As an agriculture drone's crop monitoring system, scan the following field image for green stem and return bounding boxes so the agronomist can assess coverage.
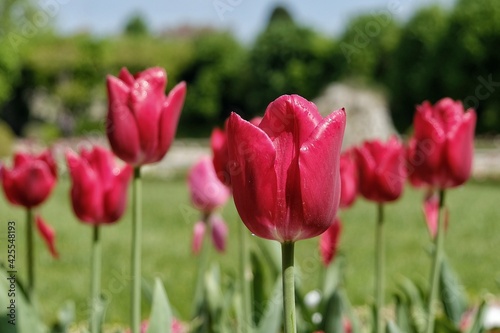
[426,190,446,333]
[239,220,253,333]
[281,241,296,333]
[375,204,385,333]
[191,213,210,319]
[90,225,102,333]
[131,167,142,333]
[26,208,34,302]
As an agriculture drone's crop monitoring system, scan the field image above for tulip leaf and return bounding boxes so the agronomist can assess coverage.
[340,289,362,333]
[394,295,417,333]
[255,238,281,277]
[256,278,283,333]
[320,289,343,333]
[439,258,468,327]
[386,320,402,333]
[466,300,486,333]
[322,256,343,300]
[51,301,76,333]
[147,278,172,333]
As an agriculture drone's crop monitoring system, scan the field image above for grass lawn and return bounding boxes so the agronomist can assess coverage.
[1,172,499,326]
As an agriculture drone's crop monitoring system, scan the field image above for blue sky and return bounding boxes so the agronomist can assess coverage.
[52,0,456,42]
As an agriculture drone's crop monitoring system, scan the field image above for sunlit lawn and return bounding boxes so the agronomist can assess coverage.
[1,172,499,326]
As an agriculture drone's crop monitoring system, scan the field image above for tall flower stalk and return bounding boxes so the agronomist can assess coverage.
[131,167,142,333]
[375,204,385,333]
[90,226,102,333]
[425,190,445,333]
[26,208,34,300]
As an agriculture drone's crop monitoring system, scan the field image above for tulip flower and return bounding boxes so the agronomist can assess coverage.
[210,127,230,186]
[1,149,58,301]
[36,215,59,258]
[66,146,132,224]
[355,136,405,203]
[339,149,358,209]
[1,150,57,208]
[319,218,342,267]
[407,98,476,189]
[227,94,346,333]
[354,136,405,333]
[106,67,186,166]
[188,156,230,213]
[422,191,449,239]
[191,214,228,254]
[406,98,476,333]
[66,145,132,333]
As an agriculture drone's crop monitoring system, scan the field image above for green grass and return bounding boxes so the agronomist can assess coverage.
[1,174,499,326]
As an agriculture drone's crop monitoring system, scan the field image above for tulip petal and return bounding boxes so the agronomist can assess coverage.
[129,67,166,161]
[36,215,59,259]
[339,149,358,208]
[445,110,476,187]
[227,113,278,240]
[210,127,230,185]
[86,146,115,191]
[1,166,21,205]
[118,67,135,87]
[66,151,103,223]
[376,137,405,201]
[106,75,141,164]
[103,165,132,223]
[298,108,346,240]
[14,160,56,208]
[320,218,342,266]
[150,81,187,163]
[423,191,439,238]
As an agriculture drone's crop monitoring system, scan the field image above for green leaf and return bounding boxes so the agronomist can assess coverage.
[322,257,343,300]
[339,289,362,333]
[147,278,172,333]
[386,320,402,333]
[254,238,281,277]
[466,300,487,333]
[439,258,468,327]
[256,278,283,333]
[321,289,343,333]
[394,295,417,333]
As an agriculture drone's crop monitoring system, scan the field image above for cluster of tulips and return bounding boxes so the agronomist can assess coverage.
[0,65,481,333]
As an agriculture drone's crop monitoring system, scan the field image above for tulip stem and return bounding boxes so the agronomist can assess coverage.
[375,204,385,333]
[26,208,34,302]
[281,241,296,333]
[131,167,142,333]
[90,225,102,333]
[239,220,253,333]
[426,189,446,333]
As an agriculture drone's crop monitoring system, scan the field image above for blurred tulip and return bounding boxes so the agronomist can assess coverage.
[407,98,476,188]
[1,150,57,208]
[126,318,186,333]
[319,218,342,266]
[191,221,206,255]
[36,215,59,258]
[423,190,449,239]
[210,214,228,252]
[188,156,230,213]
[66,146,132,224]
[106,67,186,166]
[227,94,346,242]
[339,149,358,209]
[355,136,405,203]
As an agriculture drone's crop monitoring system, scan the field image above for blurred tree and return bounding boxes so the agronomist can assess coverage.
[332,12,402,83]
[267,5,294,26]
[436,0,500,133]
[177,31,246,136]
[244,5,336,116]
[385,5,449,133]
[124,13,150,36]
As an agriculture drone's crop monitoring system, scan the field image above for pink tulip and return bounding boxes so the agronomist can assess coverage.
[191,221,206,255]
[126,318,186,333]
[36,215,59,258]
[66,146,132,224]
[188,156,230,213]
[106,67,186,166]
[1,150,57,208]
[355,136,405,203]
[339,149,358,209]
[210,214,228,252]
[227,94,346,242]
[407,98,476,188]
[319,218,342,266]
[423,190,449,239]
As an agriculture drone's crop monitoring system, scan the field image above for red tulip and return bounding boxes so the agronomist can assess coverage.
[227,94,346,242]
[355,136,405,203]
[36,215,59,258]
[106,67,186,166]
[188,156,230,213]
[407,98,476,188]
[422,190,449,239]
[319,218,342,266]
[1,150,57,208]
[210,127,230,185]
[339,149,358,209]
[66,146,132,224]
